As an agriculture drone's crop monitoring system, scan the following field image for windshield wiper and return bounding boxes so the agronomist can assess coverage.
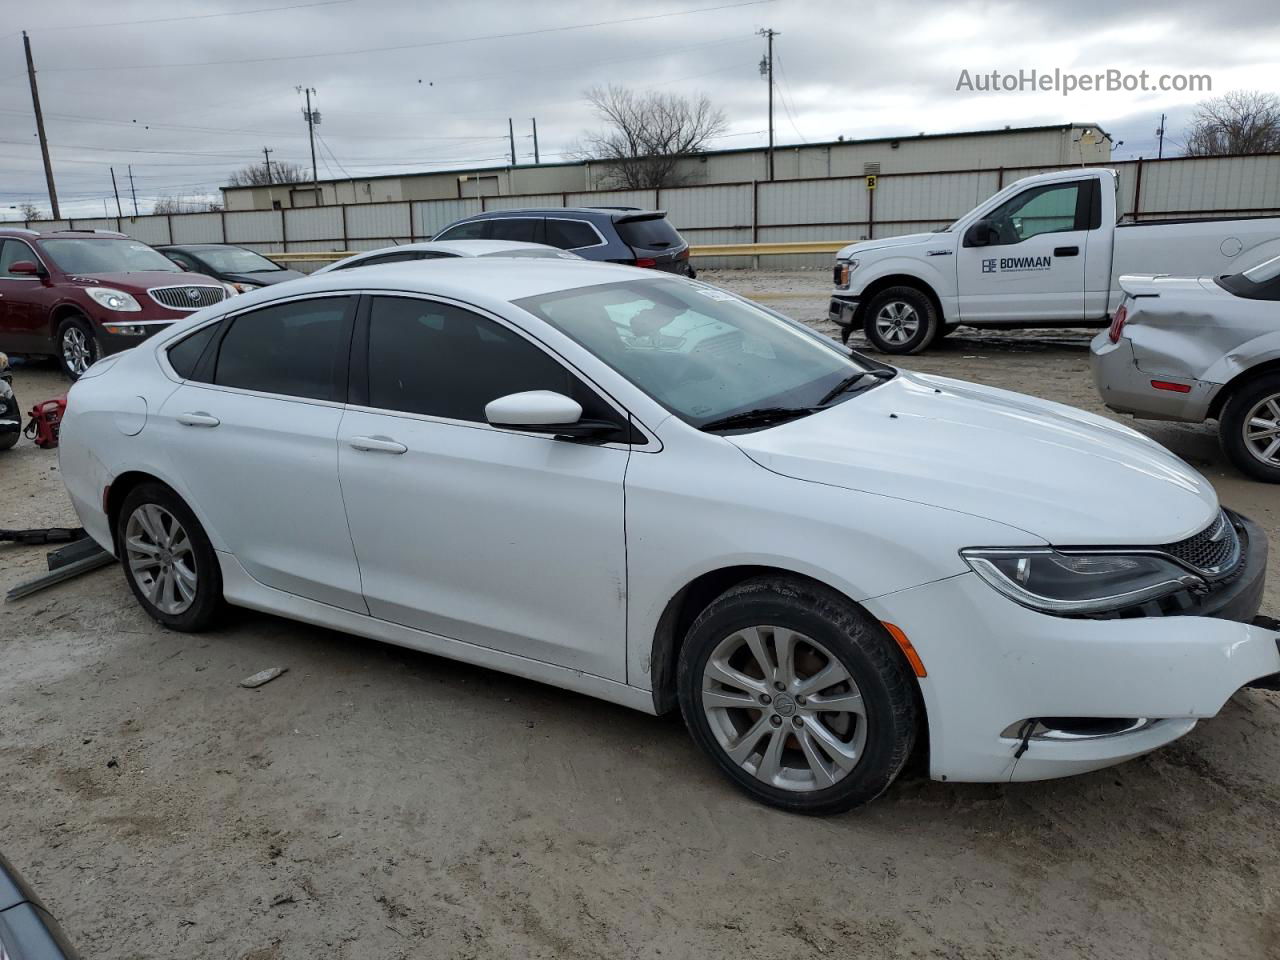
[816,368,895,406]
[699,406,820,433]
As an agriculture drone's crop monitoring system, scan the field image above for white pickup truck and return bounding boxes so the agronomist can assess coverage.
[828,167,1280,354]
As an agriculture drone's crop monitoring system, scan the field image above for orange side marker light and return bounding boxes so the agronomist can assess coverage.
[881,621,927,677]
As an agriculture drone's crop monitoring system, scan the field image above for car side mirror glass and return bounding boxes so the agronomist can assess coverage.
[964,220,997,248]
[7,260,42,276]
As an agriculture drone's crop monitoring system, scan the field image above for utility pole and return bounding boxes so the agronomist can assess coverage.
[23,31,60,219]
[531,118,540,164]
[262,146,274,184]
[508,118,516,166]
[298,87,320,201]
[109,167,123,218]
[127,164,138,216]
[757,28,778,181]
[1156,113,1166,159]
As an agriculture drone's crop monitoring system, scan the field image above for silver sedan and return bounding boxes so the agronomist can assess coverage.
[1091,254,1280,483]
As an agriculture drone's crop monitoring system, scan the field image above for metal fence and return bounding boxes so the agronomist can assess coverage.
[20,153,1280,270]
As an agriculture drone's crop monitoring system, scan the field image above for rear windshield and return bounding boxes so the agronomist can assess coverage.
[1216,253,1280,301]
[615,216,684,251]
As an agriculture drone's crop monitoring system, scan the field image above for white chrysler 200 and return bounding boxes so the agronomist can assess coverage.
[59,258,1280,814]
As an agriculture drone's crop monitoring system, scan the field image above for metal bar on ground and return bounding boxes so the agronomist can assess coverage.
[6,548,115,603]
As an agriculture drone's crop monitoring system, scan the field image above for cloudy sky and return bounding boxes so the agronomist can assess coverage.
[1,0,1276,218]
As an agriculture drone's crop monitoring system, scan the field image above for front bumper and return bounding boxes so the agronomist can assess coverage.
[828,295,858,328]
[1090,331,1218,423]
[96,321,174,357]
[861,553,1280,784]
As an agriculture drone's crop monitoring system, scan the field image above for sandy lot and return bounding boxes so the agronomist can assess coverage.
[2,271,1278,960]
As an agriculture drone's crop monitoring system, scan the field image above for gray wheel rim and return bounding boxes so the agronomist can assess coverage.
[62,327,92,375]
[874,301,919,345]
[701,626,868,792]
[1243,393,1280,467]
[124,504,197,615]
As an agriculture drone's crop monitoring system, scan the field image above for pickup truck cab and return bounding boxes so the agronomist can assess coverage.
[829,168,1280,354]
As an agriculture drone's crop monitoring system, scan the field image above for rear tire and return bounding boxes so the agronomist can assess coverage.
[862,286,939,355]
[677,576,919,815]
[116,483,223,631]
[56,315,99,381]
[0,391,19,451]
[1219,373,1280,483]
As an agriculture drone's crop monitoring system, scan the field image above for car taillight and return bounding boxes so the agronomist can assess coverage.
[635,257,657,268]
[1108,304,1128,343]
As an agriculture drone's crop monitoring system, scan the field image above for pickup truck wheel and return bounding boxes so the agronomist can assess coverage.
[56,315,100,381]
[862,287,938,355]
[1220,373,1280,483]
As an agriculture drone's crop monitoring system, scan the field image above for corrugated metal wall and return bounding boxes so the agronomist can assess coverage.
[22,155,1280,271]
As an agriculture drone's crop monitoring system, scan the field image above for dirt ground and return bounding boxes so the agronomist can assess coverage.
[2,270,1279,960]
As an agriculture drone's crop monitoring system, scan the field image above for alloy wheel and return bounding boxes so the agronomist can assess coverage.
[124,503,198,615]
[874,302,919,345]
[1243,393,1280,467]
[700,625,867,792]
[62,327,92,376]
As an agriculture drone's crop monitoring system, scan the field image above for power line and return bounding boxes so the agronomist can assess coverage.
[1,0,352,38]
[773,52,808,143]
[43,1,774,72]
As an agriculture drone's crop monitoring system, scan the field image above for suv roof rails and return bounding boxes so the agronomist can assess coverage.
[586,206,644,211]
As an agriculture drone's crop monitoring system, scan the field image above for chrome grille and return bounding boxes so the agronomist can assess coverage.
[1162,510,1241,578]
[148,285,226,310]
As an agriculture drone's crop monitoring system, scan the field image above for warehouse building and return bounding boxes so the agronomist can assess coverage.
[221,123,1112,211]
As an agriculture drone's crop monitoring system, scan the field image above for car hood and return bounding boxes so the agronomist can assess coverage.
[728,371,1218,546]
[836,232,942,261]
[223,269,306,286]
[69,271,222,292]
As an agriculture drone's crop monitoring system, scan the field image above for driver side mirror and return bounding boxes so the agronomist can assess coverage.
[963,220,999,248]
[485,390,623,442]
[8,260,45,277]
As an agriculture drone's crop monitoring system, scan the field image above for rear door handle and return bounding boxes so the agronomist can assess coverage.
[349,435,407,454]
[177,412,220,427]
[1054,246,1080,257]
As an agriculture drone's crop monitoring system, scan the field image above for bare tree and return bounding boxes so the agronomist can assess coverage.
[227,159,307,187]
[1184,90,1280,156]
[18,201,42,221]
[575,85,727,189]
[153,196,224,214]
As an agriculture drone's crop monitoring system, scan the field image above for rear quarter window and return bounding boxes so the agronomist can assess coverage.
[166,322,221,379]
[615,217,683,250]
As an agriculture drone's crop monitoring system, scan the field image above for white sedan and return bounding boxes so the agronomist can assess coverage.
[58,259,1280,813]
[314,239,580,273]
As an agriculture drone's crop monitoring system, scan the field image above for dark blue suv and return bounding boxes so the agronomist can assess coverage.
[432,207,695,277]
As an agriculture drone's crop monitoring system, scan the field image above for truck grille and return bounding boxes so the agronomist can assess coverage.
[148,285,226,311]
[1161,509,1241,578]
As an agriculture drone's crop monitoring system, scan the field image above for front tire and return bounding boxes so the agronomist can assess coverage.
[1220,373,1280,483]
[862,286,939,355]
[56,315,100,381]
[677,577,919,815]
[117,483,223,631]
[0,390,19,451]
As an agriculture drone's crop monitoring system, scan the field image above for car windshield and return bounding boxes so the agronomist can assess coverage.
[41,237,181,274]
[517,278,884,429]
[191,246,281,273]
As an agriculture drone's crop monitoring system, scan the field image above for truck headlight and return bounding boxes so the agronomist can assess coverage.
[961,548,1203,615]
[86,287,142,312]
[833,259,859,289]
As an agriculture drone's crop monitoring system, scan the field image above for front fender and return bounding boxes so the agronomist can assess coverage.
[844,255,957,321]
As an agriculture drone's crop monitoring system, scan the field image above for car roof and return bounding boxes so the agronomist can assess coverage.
[0,229,127,239]
[458,207,666,221]
[244,256,665,308]
[316,239,571,272]
[156,243,253,251]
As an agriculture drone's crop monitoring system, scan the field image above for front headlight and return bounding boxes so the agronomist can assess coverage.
[230,282,262,293]
[961,547,1203,615]
[86,287,142,312]
[833,259,859,288]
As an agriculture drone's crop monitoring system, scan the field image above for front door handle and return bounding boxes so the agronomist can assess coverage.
[177,412,220,427]
[349,435,407,454]
[1054,246,1080,257]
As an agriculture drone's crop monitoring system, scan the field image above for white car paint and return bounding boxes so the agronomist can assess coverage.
[314,239,580,273]
[831,167,1280,330]
[58,259,1280,786]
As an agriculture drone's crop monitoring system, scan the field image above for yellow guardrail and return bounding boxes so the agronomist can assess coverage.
[270,240,844,266]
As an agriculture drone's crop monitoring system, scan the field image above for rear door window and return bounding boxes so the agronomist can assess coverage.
[488,218,542,243]
[545,219,602,250]
[614,216,683,251]
[212,296,354,401]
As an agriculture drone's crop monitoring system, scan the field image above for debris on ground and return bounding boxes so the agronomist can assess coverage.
[240,667,288,689]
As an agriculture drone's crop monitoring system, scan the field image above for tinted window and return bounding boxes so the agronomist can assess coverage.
[434,220,490,241]
[0,240,40,277]
[367,296,585,423]
[164,250,198,271]
[167,322,221,379]
[545,219,601,249]
[339,251,419,270]
[986,183,1081,243]
[214,297,352,400]
[487,218,540,242]
[614,216,683,250]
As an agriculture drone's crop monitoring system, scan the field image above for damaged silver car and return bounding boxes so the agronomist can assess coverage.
[1092,254,1280,482]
